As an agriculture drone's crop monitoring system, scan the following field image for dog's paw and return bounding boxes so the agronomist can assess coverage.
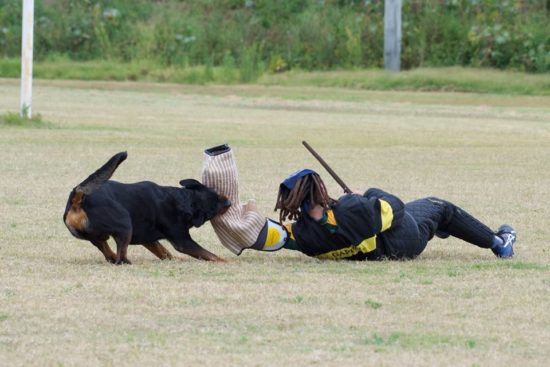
[114,258,132,265]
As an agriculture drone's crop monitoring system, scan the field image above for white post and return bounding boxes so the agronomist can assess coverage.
[20,0,34,118]
[384,0,402,72]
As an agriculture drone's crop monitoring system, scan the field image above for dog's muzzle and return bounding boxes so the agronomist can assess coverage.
[219,198,232,215]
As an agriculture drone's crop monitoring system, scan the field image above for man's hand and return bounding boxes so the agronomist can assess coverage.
[243,199,257,212]
[308,204,324,221]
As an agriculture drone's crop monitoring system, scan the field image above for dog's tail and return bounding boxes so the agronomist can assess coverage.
[74,151,128,195]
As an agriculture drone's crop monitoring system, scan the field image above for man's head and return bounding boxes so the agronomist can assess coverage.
[275,169,334,222]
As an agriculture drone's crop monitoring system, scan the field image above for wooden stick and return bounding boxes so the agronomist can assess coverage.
[302,141,352,194]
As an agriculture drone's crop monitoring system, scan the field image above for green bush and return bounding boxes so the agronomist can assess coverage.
[0,0,548,75]
[0,111,50,128]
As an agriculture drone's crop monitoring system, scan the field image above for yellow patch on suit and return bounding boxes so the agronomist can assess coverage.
[284,223,295,241]
[379,199,394,232]
[326,209,337,225]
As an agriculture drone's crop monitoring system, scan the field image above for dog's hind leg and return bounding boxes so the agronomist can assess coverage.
[113,232,132,265]
[142,241,174,260]
[91,239,117,263]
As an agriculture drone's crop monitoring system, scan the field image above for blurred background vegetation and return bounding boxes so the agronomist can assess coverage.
[0,0,548,84]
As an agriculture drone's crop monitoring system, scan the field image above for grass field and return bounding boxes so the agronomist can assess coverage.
[2,59,550,95]
[0,78,549,366]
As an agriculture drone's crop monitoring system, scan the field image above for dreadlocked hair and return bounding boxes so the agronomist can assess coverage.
[274,173,335,223]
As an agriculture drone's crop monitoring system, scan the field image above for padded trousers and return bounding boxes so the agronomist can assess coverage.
[379,197,495,259]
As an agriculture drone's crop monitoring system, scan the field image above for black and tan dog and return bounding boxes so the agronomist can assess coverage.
[63,152,231,264]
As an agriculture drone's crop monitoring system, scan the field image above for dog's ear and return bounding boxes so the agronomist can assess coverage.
[179,179,204,190]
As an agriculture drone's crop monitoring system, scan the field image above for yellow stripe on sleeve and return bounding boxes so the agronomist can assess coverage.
[379,199,394,232]
[357,236,377,253]
[316,235,377,260]
[284,223,295,241]
[326,209,337,225]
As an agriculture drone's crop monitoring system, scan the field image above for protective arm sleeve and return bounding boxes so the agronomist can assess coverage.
[202,145,267,255]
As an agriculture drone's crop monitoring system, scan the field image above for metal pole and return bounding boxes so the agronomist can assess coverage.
[20,0,34,118]
[384,0,402,72]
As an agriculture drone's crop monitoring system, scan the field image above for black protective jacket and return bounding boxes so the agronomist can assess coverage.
[287,188,420,260]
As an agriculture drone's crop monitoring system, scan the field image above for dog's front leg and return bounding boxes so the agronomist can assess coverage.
[171,233,224,262]
[113,232,132,265]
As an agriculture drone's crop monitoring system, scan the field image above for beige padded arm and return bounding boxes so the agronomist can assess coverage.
[202,146,267,255]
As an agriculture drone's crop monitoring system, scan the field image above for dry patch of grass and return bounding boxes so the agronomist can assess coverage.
[0,80,549,366]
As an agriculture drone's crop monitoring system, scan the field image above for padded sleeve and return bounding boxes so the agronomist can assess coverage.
[333,189,405,244]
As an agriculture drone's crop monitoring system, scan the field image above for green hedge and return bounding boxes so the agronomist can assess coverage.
[0,0,548,73]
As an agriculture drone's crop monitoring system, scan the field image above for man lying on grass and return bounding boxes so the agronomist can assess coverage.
[203,145,516,261]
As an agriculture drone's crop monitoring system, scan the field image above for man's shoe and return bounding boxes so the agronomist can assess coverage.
[492,224,516,258]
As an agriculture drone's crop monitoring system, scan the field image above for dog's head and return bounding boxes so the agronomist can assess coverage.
[179,179,231,227]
